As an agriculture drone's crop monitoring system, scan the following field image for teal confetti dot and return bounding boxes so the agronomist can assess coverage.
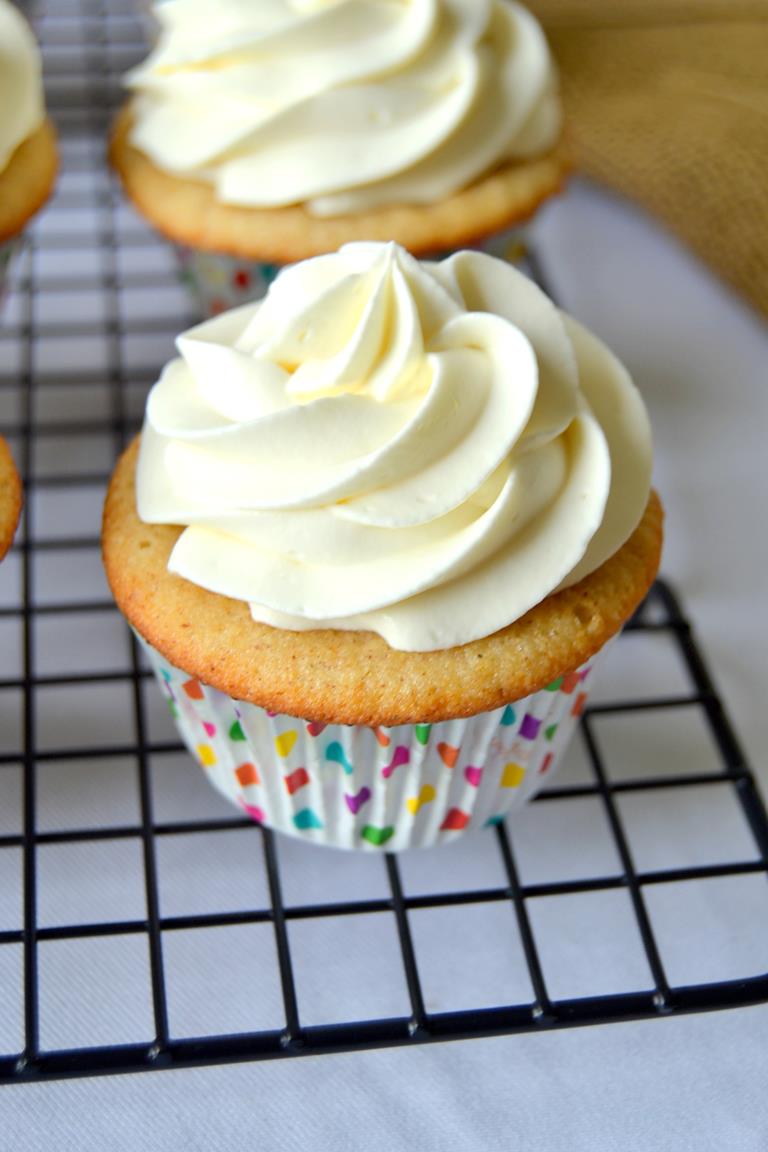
[293,808,324,832]
[325,741,354,776]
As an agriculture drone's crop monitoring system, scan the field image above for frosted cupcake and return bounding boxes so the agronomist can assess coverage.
[0,436,21,561]
[110,0,569,314]
[103,243,662,851]
[0,0,57,297]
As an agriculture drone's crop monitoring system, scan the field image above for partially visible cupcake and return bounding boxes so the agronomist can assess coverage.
[0,0,57,299]
[0,436,21,561]
[110,0,569,314]
[103,243,662,851]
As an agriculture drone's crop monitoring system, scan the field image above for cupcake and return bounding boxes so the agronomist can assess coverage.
[0,436,21,561]
[0,0,57,298]
[110,0,570,315]
[103,242,662,851]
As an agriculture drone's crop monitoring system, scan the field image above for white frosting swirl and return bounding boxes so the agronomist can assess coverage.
[0,0,45,175]
[137,243,652,652]
[127,0,561,215]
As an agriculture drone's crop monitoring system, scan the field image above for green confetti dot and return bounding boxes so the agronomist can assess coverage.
[361,825,395,848]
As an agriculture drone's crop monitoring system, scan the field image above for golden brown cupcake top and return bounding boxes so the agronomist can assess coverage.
[104,437,662,726]
[0,1,56,242]
[110,104,570,262]
[0,436,22,562]
[0,119,57,243]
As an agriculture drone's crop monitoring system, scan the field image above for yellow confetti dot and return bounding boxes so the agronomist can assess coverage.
[197,744,217,768]
[275,730,298,758]
[406,783,437,815]
[502,763,525,788]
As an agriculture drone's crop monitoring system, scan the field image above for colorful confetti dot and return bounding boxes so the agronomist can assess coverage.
[235,762,260,788]
[437,742,459,768]
[183,679,204,701]
[293,808,324,831]
[440,808,470,832]
[373,727,391,748]
[197,744,216,768]
[414,724,432,745]
[571,693,588,718]
[464,765,483,788]
[501,706,517,726]
[284,767,310,795]
[239,800,265,824]
[361,824,395,847]
[406,784,436,815]
[325,742,354,776]
[275,730,298,758]
[502,763,525,788]
[229,720,246,742]
[381,745,410,779]
[344,787,371,815]
[519,714,542,741]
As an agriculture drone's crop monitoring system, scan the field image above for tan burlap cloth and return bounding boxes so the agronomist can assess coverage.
[528,1,768,317]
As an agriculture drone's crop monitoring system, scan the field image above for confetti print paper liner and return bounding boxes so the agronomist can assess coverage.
[174,226,529,319]
[0,237,22,311]
[139,634,610,852]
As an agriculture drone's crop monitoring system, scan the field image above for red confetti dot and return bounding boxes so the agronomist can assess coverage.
[440,808,470,832]
[284,767,310,795]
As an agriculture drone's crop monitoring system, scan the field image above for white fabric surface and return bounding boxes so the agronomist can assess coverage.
[1,178,767,1147]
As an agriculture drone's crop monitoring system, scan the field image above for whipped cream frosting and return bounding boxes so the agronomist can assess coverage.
[127,0,561,215]
[0,0,45,175]
[137,243,652,652]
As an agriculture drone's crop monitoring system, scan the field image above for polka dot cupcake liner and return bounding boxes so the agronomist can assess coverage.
[138,633,611,852]
[173,226,530,319]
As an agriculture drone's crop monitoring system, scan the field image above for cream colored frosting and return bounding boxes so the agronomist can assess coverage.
[137,243,652,652]
[0,0,45,175]
[126,0,561,215]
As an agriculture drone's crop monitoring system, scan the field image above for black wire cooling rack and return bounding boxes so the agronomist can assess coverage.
[0,0,767,1085]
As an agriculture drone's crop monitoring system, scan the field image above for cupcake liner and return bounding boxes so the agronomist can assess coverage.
[139,632,610,852]
[174,225,529,318]
[0,236,23,311]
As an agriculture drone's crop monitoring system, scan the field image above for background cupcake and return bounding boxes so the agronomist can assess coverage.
[110,0,570,315]
[0,435,21,562]
[0,0,57,300]
[103,242,662,851]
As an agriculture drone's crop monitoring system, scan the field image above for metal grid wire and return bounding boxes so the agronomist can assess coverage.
[0,0,767,1084]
